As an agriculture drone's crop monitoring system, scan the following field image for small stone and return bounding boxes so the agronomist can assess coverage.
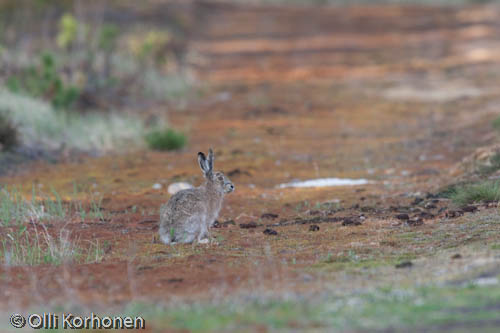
[167,182,193,195]
[451,253,462,259]
[152,183,162,190]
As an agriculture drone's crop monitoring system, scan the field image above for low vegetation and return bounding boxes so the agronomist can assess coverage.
[492,115,500,131]
[145,128,187,151]
[123,284,500,332]
[0,187,106,266]
[449,181,500,206]
[478,152,500,176]
[0,91,145,153]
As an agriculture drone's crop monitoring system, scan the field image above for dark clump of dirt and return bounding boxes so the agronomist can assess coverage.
[416,211,435,220]
[240,222,259,229]
[395,213,410,220]
[451,254,462,259]
[227,168,252,177]
[446,210,464,218]
[406,219,424,226]
[395,261,413,269]
[244,105,288,118]
[261,213,279,220]
[263,228,278,235]
[269,216,343,227]
[462,205,478,213]
[309,225,320,232]
[342,216,363,226]
[213,220,236,228]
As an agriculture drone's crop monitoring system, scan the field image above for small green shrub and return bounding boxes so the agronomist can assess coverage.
[145,128,187,151]
[0,111,18,151]
[6,52,80,109]
[492,116,500,131]
[449,181,500,206]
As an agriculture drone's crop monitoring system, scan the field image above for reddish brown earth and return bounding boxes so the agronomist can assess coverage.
[2,2,500,331]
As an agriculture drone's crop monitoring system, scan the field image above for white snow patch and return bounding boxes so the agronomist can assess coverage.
[278,178,371,189]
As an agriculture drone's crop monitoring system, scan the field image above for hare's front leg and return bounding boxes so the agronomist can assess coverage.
[197,223,209,244]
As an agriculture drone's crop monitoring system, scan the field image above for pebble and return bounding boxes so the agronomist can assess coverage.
[167,182,193,194]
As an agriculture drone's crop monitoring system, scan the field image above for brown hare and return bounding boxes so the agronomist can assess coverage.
[159,149,234,244]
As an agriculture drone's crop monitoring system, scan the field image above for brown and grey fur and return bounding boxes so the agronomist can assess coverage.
[159,149,234,244]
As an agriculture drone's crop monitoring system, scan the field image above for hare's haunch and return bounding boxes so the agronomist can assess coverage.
[159,149,234,244]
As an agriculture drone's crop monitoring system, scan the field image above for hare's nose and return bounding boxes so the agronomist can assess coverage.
[230,184,234,190]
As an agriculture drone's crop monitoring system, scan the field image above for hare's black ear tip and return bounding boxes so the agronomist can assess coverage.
[198,152,205,158]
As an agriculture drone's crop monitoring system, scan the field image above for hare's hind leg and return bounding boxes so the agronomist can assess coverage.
[177,215,202,244]
[159,233,173,244]
[159,224,175,244]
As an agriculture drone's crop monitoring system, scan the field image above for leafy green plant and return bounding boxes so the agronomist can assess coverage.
[145,128,187,151]
[57,13,78,49]
[6,52,80,109]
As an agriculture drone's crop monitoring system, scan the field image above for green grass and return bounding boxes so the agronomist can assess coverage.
[492,115,500,131]
[145,128,187,151]
[0,186,107,266]
[478,153,500,175]
[114,284,500,332]
[2,284,500,331]
[0,186,106,226]
[0,90,145,153]
[0,224,105,266]
[449,181,500,207]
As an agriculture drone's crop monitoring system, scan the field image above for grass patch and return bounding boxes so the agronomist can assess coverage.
[448,181,500,207]
[0,186,105,226]
[0,187,107,266]
[145,128,187,151]
[492,115,500,131]
[1,224,104,266]
[119,284,500,332]
[0,90,145,153]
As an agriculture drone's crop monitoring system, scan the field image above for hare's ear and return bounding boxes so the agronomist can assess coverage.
[198,152,208,174]
[207,148,214,172]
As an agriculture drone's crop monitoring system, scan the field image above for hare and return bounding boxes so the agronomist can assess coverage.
[159,149,234,244]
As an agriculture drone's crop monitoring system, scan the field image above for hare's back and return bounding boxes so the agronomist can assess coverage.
[163,188,205,217]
